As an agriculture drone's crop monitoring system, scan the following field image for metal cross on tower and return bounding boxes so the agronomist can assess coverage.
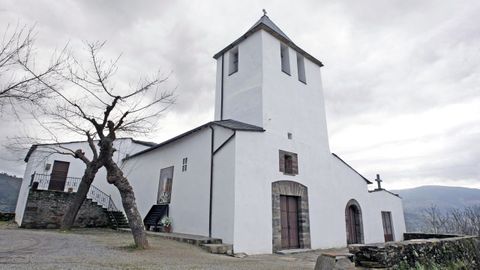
[375,174,383,190]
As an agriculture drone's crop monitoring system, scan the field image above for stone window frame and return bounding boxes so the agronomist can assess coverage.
[279,150,298,176]
[345,199,365,244]
[272,180,311,252]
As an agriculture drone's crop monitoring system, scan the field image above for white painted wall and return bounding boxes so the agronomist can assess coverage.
[261,30,330,154]
[14,138,150,226]
[123,124,238,240]
[123,128,212,236]
[214,31,264,127]
[211,129,236,244]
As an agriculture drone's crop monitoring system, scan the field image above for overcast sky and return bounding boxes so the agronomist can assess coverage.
[1,0,479,190]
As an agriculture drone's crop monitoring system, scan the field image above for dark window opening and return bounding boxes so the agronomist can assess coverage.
[182,157,188,172]
[279,150,298,175]
[280,44,290,75]
[297,53,306,84]
[229,47,239,75]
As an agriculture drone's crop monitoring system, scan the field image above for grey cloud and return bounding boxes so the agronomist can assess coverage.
[0,0,479,190]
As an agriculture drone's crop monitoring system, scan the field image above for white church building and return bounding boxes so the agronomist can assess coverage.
[123,14,406,254]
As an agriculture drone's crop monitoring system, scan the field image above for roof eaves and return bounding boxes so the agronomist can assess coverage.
[369,188,401,198]
[124,122,213,160]
[213,23,323,67]
[24,145,38,162]
[332,153,373,184]
[131,139,157,147]
[124,120,265,161]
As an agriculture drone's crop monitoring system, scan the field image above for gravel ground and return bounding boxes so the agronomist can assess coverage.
[0,222,329,270]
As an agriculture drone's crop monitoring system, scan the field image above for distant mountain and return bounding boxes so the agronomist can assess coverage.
[0,173,22,213]
[392,185,480,232]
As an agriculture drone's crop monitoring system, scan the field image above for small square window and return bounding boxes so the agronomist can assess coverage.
[279,150,298,175]
[229,47,239,75]
[182,157,188,172]
[287,132,293,140]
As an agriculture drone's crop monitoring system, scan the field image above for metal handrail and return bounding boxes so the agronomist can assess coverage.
[31,173,118,212]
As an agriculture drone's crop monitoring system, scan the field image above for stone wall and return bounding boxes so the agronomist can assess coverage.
[349,235,480,269]
[404,232,459,240]
[0,212,15,221]
[21,189,110,229]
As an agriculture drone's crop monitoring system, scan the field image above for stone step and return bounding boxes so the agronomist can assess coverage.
[201,243,233,255]
[121,229,223,246]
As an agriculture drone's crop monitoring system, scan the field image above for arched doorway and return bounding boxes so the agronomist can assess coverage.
[345,199,364,244]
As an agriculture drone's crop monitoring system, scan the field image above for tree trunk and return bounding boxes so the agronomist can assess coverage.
[61,161,101,230]
[105,161,149,248]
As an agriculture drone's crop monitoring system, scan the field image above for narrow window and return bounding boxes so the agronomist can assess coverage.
[229,47,239,75]
[279,150,298,175]
[158,166,174,204]
[280,44,290,75]
[297,53,306,84]
[182,157,188,172]
[284,155,293,174]
[287,132,293,140]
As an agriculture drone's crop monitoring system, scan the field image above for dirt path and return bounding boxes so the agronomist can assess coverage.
[0,224,321,269]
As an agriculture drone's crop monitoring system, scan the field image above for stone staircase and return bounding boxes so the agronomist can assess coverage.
[105,210,129,229]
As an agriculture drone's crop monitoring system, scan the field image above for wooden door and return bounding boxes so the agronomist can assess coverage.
[347,205,361,244]
[382,211,394,242]
[280,195,299,249]
[48,160,70,191]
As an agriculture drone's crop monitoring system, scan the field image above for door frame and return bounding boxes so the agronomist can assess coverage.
[272,180,311,252]
[382,211,395,242]
[345,199,364,244]
[48,160,70,191]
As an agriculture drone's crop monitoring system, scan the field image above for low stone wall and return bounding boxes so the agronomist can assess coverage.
[404,232,460,240]
[0,212,15,221]
[349,235,480,269]
[22,189,110,229]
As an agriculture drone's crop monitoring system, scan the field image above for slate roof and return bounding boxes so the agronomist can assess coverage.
[213,15,323,67]
[124,119,264,160]
[247,15,292,42]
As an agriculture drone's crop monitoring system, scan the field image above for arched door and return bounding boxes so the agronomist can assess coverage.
[345,199,364,244]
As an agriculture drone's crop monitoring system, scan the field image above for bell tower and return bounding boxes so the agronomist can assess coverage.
[213,14,330,152]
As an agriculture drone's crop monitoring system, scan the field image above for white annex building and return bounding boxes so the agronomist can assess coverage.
[15,138,154,226]
[123,15,406,254]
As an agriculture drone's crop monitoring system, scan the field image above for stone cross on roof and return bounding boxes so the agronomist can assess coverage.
[375,174,383,190]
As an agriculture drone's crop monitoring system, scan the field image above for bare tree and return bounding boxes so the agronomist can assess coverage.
[421,205,480,236]
[0,24,65,114]
[20,41,175,248]
[422,205,444,234]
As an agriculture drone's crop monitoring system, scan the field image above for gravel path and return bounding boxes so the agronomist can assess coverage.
[0,223,323,270]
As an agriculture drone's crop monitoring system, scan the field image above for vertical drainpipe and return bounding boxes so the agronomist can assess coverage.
[208,126,215,237]
[220,54,224,120]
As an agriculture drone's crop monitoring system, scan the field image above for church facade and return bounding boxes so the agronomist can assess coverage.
[123,15,406,254]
